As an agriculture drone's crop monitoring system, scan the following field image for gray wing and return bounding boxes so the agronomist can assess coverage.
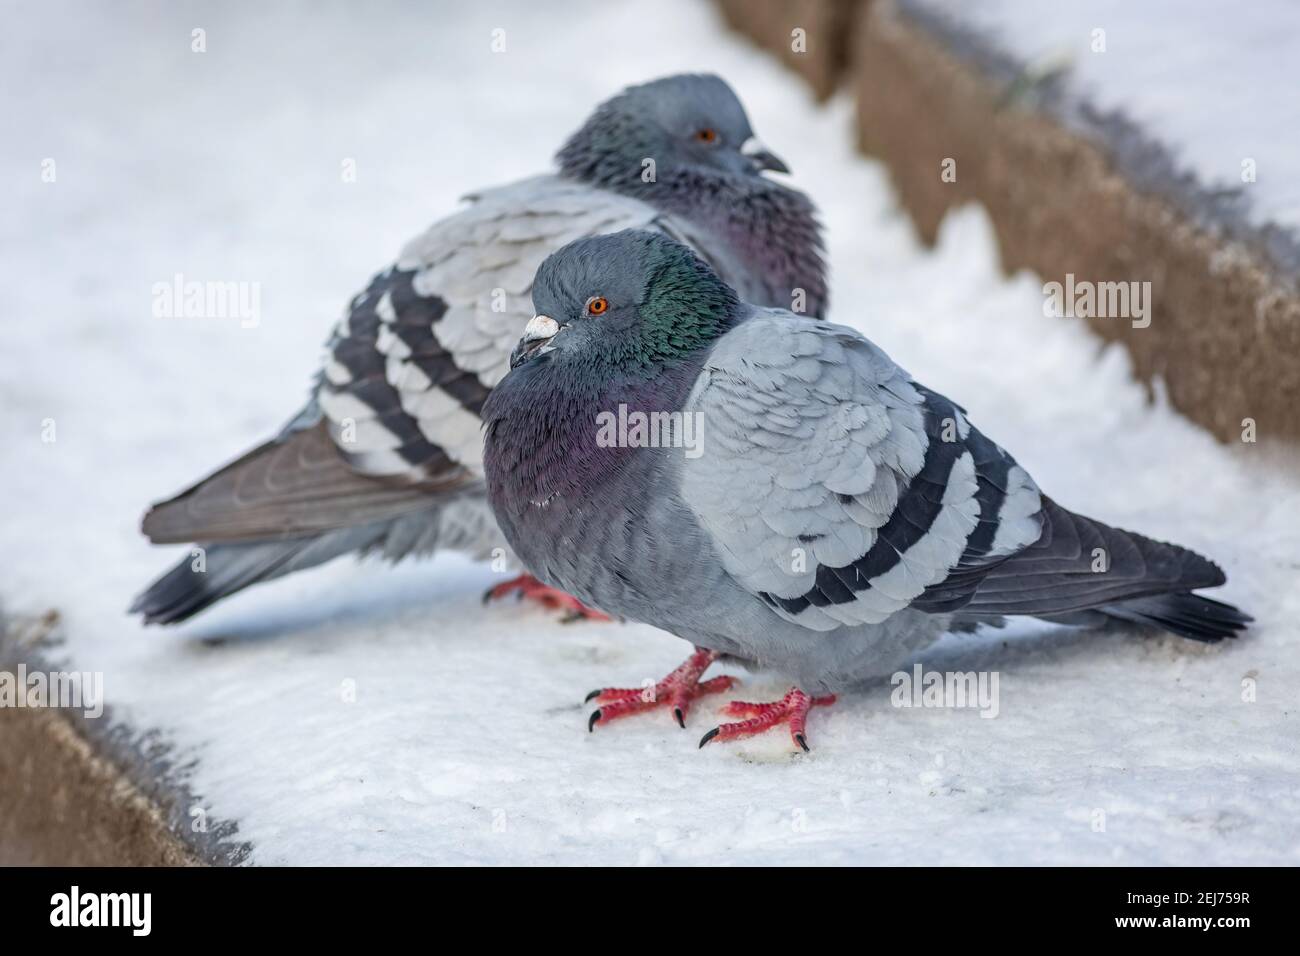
[316,175,671,479]
[141,179,666,555]
[136,177,675,623]
[680,311,1044,632]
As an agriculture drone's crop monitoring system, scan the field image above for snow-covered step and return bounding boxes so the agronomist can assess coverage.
[3,0,1297,865]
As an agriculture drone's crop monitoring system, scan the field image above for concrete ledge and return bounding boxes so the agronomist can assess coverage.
[0,610,246,866]
[714,0,1300,444]
[714,0,858,100]
[0,706,199,866]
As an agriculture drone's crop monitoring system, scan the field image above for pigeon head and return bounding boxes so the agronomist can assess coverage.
[556,74,788,188]
[511,230,742,373]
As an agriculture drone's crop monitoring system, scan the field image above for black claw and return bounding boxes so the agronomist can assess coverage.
[674,707,686,729]
[584,689,603,704]
[794,733,809,753]
[588,710,602,732]
[698,727,720,749]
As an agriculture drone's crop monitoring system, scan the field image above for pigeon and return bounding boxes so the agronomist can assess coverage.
[131,74,826,625]
[481,230,1251,751]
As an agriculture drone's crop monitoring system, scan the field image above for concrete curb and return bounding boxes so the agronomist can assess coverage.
[0,609,251,866]
[715,0,857,100]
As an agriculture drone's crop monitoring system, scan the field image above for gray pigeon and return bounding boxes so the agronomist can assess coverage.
[482,230,1251,751]
[132,74,826,624]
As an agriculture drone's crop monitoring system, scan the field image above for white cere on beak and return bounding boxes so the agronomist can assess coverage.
[524,315,559,341]
[510,313,564,368]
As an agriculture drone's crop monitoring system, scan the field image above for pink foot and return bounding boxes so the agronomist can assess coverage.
[483,573,611,622]
[698,687,836,752]
[587,647,737,730]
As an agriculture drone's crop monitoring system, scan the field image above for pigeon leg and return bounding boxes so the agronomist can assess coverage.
[483,573,611,621]
[587,647,736,730]
[699,687,836,752]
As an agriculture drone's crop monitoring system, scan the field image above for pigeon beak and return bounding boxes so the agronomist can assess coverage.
[741,137,790,175]
[510,314,561,369]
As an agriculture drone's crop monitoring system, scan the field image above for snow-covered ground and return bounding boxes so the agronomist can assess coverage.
[2,0,1297,865]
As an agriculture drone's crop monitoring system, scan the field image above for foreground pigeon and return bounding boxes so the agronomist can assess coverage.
[482,230,1251,751]
[131,74,826,625]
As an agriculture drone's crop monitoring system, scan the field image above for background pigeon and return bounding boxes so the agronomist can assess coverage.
[132,74,826,625]
[482,230,1251,751]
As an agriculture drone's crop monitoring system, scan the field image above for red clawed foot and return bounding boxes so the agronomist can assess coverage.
[483,574,611,622]
[698,687,836,752]
[587,647,736,730]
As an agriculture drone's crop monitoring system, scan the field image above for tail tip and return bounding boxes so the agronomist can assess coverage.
[1115,591,1252,643]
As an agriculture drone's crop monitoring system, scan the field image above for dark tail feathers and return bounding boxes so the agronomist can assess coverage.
[950,497,1251,643]
[1098,592,1251,643]
[130,522,406,625]
[131,538,343,625]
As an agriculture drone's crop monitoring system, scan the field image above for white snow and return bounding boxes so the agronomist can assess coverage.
[908,0,1300,234]
[2,0,1297,865]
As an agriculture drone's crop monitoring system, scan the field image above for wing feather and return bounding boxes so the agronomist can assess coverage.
[681,312,1042,632]
[319,176,670,479]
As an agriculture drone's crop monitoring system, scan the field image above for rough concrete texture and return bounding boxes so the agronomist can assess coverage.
[0,706,199,866]
[715,0,1300,445]
[714,0,859,100]
[0,610,245,866]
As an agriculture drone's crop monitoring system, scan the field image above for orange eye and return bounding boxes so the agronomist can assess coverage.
[695,128,718,144]
[587,296,609,316]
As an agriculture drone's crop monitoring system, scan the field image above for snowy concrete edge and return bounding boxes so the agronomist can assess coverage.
[890,0,1300,281]
[711,0,1300,445]
[0,608,250,866]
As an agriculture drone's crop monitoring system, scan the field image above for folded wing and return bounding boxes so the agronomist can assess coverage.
[681,312,1043,631]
